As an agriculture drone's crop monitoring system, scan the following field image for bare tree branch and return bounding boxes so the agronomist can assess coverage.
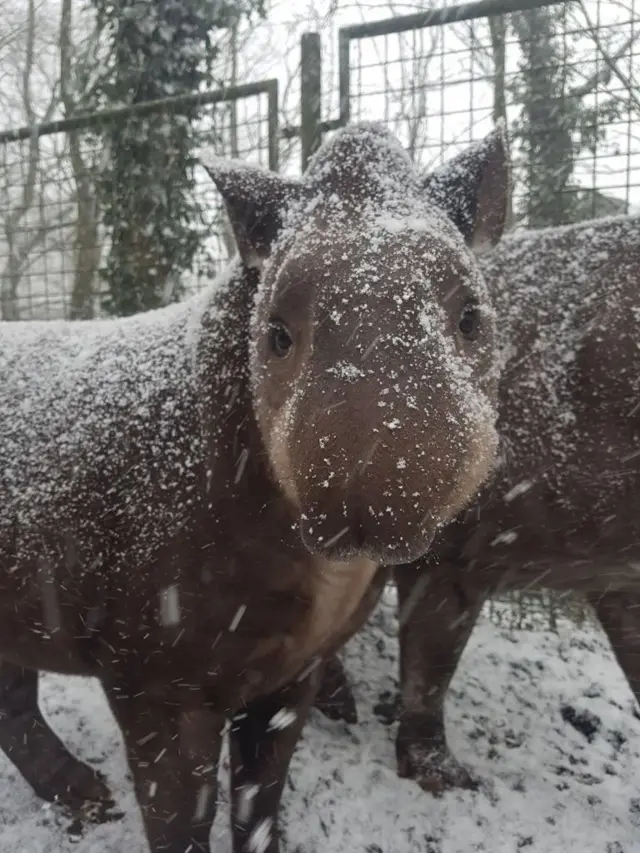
[570,16,640,101]
[60,0,101,319]
[1,0,78,319]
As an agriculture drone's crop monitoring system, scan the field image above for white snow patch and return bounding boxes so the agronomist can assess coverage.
[247,817,272,853]
[228,605,247,632]
[193,782,213,822]
[326,361,365,382]
[504,480,534,502]
[159,584,180,626]
[267,708,297,732]
[491,530,519,546]
[236,784,260,824]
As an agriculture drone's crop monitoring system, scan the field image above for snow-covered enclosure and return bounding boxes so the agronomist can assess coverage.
[6,591,639,853]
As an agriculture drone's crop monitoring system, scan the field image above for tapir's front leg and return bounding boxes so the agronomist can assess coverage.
[229,671,320,853]
[103,682,222,853]
[0,662,111,811]
[394,561,487,795]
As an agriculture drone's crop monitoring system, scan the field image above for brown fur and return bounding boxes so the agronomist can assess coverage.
[0,123,509,852]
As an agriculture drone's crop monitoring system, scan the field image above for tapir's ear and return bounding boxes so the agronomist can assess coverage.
[199,152,304,268]
[422,122,511,254]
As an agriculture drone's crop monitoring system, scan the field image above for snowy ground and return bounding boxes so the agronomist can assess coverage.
[3,588,640,853]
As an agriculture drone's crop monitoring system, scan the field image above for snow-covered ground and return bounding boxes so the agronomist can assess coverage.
[4,588,640,853]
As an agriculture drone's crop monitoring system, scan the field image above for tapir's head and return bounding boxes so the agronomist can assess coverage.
[201,122,509,563]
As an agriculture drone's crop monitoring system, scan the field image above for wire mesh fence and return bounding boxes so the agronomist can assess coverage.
[340,0,640,229]
[4,0,639,322]
[0,82,277,321]
[484,589,595,632]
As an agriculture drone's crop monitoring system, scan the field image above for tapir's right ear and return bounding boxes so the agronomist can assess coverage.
[421,123,511,254]
[199,152,305,268]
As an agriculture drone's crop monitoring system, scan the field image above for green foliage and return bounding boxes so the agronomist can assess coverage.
[88,0,264,317]
[508,6,627,228]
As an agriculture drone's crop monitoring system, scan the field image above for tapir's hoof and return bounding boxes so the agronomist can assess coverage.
[314,658,358,724]
[396,722,478,796]
[397,743,478,796]
[35,760,113,813]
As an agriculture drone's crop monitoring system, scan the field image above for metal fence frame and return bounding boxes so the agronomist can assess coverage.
[295,0,574,169]
[295,0,640,231]
[336,0,569,128]
[0,78,280,320]
[0,79,281,171]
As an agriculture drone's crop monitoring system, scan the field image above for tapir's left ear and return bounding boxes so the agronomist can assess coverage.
[422,122,511,254]
[199,152,305,268]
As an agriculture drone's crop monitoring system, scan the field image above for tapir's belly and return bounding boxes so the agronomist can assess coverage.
[452,446,640,598]
[0,562,94,675]
[459,507,640,598]
[0,527,383,714]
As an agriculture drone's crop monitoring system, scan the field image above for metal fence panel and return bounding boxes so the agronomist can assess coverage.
[337,0,640,229]
[0,81,278,321]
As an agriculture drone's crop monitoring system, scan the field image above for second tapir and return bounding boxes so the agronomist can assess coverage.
[316,148,640,798]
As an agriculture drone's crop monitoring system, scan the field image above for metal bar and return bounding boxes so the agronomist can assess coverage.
[0,79,280,144]
[265,78,280,172]
[280,117,344,137]
[320,118,345,132]
[300,32,323,172]
[338,29,352,129]
[339,0,571,39]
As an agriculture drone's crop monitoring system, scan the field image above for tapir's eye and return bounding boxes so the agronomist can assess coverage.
[458,304,480,341]
[268,320,294,358]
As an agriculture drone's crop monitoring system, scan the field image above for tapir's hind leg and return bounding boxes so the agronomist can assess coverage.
[0,662,111,810]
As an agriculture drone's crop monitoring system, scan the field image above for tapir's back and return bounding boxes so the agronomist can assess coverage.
[0,300,204,571]
[433,214,640,585]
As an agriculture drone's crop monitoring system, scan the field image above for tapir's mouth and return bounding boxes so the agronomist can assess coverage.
[299,512,435,565]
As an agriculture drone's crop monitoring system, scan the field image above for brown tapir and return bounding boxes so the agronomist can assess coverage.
[315,184,640,796]
[0,123,509,852]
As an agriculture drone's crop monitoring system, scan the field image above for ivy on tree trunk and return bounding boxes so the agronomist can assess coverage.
[89,0,263,316]
[510,6,576,227]
[509,5,627,228]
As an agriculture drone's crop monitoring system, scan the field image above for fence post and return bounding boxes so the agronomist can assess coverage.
[300,32,322,173]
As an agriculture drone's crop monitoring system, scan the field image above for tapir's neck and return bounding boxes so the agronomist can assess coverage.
[194,263,281,520]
